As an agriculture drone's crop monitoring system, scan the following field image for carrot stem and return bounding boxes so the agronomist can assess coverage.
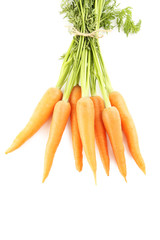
[91,42,111,107]
[80,47,90,98]
[56,40,74,89]
[86,50,91,96]
[79,0,85,33]
[97,44,113,94]
[63,36,85,101]
[90,52,97,96]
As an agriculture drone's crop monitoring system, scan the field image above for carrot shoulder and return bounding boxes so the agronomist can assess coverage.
[42,100,71,182]
[109,91,146,174]
[69,86,83,172]
[77,97,97,182]
[102,107,127,181]
[6,88,62,154]
[91,96,110,176]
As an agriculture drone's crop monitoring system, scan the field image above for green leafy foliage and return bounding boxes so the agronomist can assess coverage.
[58,0,141,103]
[61,0,96,33]
[61,0,141,36]
[116,7,141,36]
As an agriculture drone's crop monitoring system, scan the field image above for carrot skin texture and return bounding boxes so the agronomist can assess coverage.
[91,96,110,176]
[102,107,127,181]
[69,86,83,172]
[77,97,97,182]
[6,88,62,154]
[109,91,146,174]
[42,101,71,182]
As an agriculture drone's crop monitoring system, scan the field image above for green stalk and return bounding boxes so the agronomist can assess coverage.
[79,0,85,32]
[86,49,91,96]
[56,40,74,89]
[56,52,74,89]
[97,44,113,94]
[62,35,85,101]
[63,68,75,101]
[95,0,98,30]
[80,43,88,97]
[91,41,111,107]
[90,51,96,96]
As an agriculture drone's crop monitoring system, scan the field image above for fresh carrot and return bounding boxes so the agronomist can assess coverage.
[6,88,62,154]
[69,85,83,172]
[76,97,97,182]
[102,106,127,181]
[91,96,110,176]
[109,91,146,174]
[42,100,71,182]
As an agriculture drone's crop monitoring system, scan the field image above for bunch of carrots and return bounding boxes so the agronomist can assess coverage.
[6,0,145,183]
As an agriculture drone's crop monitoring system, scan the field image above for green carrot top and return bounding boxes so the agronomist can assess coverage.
[61,0,141,37]
[56,0,141,106]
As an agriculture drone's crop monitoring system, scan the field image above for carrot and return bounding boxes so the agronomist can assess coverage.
[109,91,146,174]
[42,100,71,182]
[102,107,127,181]
[76,97,97,183]
[91,96,110,176]
[69,85,83,172]
[6,88,62,154]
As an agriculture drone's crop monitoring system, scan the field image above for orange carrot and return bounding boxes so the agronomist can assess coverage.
[42,100,71,182]
[6,88,62,154]
[102,107,127,181]
[91,96,110,176]
[77,97,97,182]
[109,91,146,174]
[69,85,83,172]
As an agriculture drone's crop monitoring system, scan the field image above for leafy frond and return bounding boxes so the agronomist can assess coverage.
[61,0,141,37]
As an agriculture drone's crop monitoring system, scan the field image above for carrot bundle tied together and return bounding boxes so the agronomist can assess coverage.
[5,1,145,183]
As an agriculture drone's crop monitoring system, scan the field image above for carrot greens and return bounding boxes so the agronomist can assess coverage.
[59,0,141,106]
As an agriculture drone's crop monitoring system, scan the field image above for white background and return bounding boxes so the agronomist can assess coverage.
[0,0,159,239]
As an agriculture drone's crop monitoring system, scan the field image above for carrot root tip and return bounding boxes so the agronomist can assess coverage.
[76,166,83,172]
[42,175,46,183]
[143,168,146,175]
[5,148,11,154]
